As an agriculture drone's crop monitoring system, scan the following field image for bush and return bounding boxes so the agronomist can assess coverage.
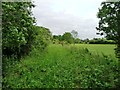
[32,26,52,51]
[2,2,36,59]
[2,45,118,88]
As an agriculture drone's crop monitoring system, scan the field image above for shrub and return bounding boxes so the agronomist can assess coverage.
[2,2,36,59]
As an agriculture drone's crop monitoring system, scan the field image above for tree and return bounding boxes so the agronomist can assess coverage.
[33,26,52,50]
[97,2,120,87]
[96,1,120,59]
[2,2,36,59]
[83,38,89,44]
[53,35,62,41]
[62,32,74,44]
[71,30,78,39]
[74,38,81,44]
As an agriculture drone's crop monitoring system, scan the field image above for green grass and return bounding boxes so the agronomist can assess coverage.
[75,44,116,56]
[3,44,118,88]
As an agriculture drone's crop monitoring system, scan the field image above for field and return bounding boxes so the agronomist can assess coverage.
[3,44,118,88]
[75,44,116,57]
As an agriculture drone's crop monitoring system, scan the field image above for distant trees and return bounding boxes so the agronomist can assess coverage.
[74,38,81,44]
[62,32,74,44]
[53,31,80,44]
[89,38,115,44]
[53,35,62,42]
[96,1,120,58]
[53,33,115,45]
[71,30,78,39]
[83,38,89,44]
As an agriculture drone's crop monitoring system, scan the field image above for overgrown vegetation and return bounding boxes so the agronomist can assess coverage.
[97,1,120,59]
[2,2,36,59]
[2,1,119,89]
[33,26,52,51]
[3,44,118,88]
[2,2,52,87]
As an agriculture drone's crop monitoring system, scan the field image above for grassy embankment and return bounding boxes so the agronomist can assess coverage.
[3,44,118,88]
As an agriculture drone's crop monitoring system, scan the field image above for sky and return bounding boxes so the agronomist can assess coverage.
[32,0,105,39]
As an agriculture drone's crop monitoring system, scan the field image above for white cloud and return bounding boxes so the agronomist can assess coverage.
[32,0,104,39]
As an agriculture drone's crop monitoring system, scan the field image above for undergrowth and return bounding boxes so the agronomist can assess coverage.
[2,44,118,88]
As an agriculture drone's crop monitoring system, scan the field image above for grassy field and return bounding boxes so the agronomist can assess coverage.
[75,44,116,57]
[3,44,118,88]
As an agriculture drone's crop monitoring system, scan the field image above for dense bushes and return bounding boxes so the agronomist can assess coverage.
[2,2,36,59]
[2,45,118,88]
[33,26,52,51]
[2,2,53,82]
[69,46,118,88]
[2,2,52,59]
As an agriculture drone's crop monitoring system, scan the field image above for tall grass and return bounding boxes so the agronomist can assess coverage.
[3,44,118,88]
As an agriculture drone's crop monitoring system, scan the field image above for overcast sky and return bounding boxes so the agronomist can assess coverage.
[32,0,105,39]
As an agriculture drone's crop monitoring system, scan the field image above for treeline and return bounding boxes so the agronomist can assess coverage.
[2,2,115,60]
[89,38,116,44]
[2,2,52,60]
[53,30,80,44]
[53,32,115,44]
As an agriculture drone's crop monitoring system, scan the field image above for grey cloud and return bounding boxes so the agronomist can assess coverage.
[32,0,102,39]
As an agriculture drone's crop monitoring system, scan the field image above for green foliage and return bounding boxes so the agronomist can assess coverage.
[74,38,81,44]
[75,44,116,56]
[33,26,52,51]
[82,38,89,44]
[97,2,120,39]
[62,32,74,44]
[53,35,63,41]
[53,31,79,44]
[2,2,36,59]
[3,44,118,88]
[97,1,120,58]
